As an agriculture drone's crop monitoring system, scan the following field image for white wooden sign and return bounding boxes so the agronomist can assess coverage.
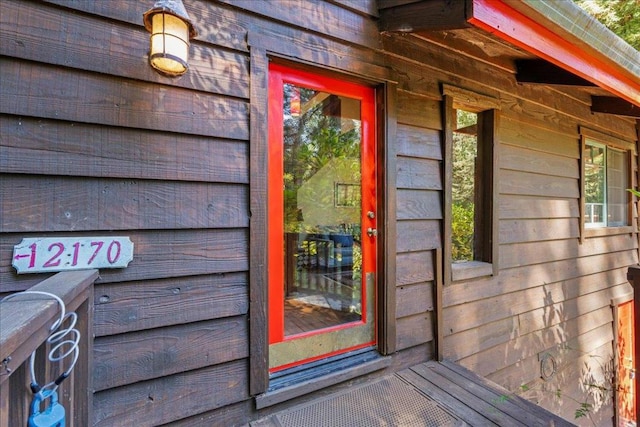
[12,237,134,274]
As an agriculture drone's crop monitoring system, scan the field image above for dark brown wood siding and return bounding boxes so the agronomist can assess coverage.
[1,0,251,425]
[395,93,442,354]
[379,30,638,426]
[1,0,638,425]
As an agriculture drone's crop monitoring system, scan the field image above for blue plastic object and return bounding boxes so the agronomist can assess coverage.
[28,390,65,427]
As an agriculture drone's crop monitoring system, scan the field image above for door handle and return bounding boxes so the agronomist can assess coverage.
[367,227,377,237]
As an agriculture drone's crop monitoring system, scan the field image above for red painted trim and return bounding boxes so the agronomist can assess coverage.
[268,66,285,344]
[469,0,640,107]
[360,77,377,326]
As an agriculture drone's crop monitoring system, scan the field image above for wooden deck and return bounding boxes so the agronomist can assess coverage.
[284,298,361,335]
[252,360,575,426]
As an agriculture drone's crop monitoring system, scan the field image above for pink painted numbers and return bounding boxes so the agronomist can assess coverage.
[12,237,133,274]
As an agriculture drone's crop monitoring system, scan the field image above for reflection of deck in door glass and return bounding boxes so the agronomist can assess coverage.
[268,64,377,372]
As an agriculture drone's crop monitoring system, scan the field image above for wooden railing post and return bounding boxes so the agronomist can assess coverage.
[626,265,640,423]
[0,270,97,426]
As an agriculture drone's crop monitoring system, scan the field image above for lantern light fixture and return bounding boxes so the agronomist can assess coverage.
[143,0,197,77]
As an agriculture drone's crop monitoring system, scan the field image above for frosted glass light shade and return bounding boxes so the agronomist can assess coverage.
[143,0,196,77]
[149,12,190,76]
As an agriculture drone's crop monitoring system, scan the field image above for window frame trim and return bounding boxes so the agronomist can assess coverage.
[579,126,636,242]
[442,85,500,284]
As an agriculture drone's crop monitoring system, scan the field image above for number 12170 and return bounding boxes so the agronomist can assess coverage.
[12,237,134,274]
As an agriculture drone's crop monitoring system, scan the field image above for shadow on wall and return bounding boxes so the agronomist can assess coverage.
[513,285,615,425]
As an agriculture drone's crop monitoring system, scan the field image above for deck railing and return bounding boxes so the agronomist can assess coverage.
[0,269,97,426]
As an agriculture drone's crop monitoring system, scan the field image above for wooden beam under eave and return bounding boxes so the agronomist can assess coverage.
[378,0,472,33]
[515,59,596,86]
[591,96,640,118]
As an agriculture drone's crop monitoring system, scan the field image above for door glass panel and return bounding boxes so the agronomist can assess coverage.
[584,143,606,227]
[607,148,628,226]
[283,83,363,336]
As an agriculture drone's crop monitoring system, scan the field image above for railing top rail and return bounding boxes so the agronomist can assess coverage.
[0,269,98,384]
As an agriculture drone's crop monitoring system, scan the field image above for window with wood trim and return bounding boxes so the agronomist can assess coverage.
[581,128,633,234]
[442,85,499,283]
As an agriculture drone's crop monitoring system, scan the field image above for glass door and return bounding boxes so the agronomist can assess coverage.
[268,63,377,372]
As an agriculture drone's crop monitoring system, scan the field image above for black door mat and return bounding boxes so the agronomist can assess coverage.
[253,375,465,427]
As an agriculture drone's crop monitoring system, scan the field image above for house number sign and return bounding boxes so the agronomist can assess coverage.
[12,237,134,274]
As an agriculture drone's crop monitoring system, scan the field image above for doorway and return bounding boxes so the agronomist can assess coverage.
[267,63,377,371]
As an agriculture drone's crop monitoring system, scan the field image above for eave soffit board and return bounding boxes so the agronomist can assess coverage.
[377,0,640,108]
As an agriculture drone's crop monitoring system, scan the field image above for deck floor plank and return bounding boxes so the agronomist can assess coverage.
[397,369,497,426]
[426,361,555,427]
[407,363,528,427]
[439,360,574,426]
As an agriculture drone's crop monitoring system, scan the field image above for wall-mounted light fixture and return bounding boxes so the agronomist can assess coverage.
[143,0,197,77]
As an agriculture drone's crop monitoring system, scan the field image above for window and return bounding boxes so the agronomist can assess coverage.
[584,142,629,227]
[581,128,633,235]
[442,84,499,282]
[452,109,479,262]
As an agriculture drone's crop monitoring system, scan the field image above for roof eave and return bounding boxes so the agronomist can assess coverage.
[467,0,640,107]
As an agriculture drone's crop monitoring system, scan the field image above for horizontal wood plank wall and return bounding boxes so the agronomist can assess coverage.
[2,0,638,425]
[0,0,393,425]
[395,92,441,354]
[378,29,639,424]
[0,0,252,425]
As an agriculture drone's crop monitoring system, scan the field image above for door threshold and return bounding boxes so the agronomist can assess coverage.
[256,349,390,409]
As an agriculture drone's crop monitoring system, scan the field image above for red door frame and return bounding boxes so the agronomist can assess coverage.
[267,63,377,362]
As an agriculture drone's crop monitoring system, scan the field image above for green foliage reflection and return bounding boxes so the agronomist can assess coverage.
[452,110,477,261]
